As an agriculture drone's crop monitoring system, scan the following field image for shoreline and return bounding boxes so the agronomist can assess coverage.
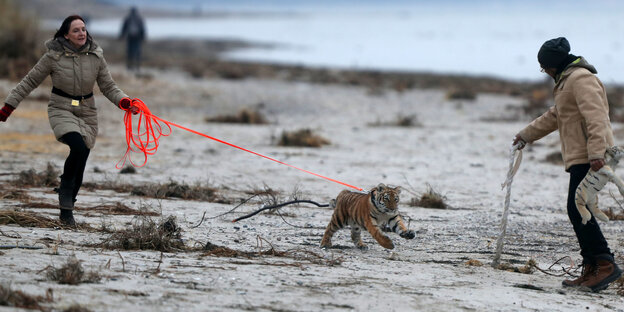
[95,35,552,97]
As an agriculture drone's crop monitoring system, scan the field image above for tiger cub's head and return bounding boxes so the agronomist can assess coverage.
[371,183,401,213]
[605,146,624,165]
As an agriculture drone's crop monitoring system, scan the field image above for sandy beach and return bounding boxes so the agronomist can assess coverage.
[1,56,624,311]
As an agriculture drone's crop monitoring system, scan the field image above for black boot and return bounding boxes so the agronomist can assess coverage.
[58,177,76,226]
[59,208,76,226]
[58,177,74,209]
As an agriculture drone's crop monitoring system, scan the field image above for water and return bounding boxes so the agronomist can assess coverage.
[87,1,624,83]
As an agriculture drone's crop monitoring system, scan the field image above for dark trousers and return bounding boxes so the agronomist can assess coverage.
[567,164,612,262]
[60,132,90,200]
[126,38,142,70]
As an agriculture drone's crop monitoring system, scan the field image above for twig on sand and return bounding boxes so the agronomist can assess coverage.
[608,190,624,210]
[0,228,21,239]
[190,194,259,229]
[232,199,328,223]
[190,211,207,229]
[274,209,306,229]
[117,251,125,272]
[154,251,164,274]
[255,235,274,253]
[496,257,579,278]
[531,256,579,277]
[0,245,43,250]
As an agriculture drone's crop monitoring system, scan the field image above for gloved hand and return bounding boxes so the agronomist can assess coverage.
[119,97,139,115]
[512,135,526,150]
[590,158,605,172]
[0,104,15,122]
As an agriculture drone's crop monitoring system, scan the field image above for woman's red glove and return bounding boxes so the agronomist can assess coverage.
[119,97,131,109]
[0,104,15,122]
[119,97,139,115]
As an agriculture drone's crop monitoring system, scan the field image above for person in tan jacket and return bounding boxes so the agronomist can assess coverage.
[1,15,138,225]
[514,37,621,292]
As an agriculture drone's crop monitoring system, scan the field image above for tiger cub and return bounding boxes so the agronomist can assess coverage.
[575,146,624,224]
[320,183,415,250]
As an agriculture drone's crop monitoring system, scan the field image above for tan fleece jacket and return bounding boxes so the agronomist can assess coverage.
[518,57,613,170]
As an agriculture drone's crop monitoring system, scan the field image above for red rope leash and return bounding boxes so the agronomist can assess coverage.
[117,99,363,191]
[116,98,172,169]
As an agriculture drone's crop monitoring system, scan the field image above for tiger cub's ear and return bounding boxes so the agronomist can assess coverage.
[376,183,387,193]
[393,186,401,195]
[613,146,624,159]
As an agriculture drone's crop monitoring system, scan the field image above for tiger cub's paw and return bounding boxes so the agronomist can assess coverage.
[400,230,415,239]
[380,238,395,250]
[320,240,332,249]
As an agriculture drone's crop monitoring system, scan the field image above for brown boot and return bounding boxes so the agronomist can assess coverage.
[580,257,623,292]
[562,263,593,287]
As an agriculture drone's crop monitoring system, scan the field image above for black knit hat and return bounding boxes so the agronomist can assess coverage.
[537,37,571,68]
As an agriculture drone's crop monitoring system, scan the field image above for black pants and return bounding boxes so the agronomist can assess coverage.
[60,132,90,200]
[126,38,142,70]
[567,164,612,262]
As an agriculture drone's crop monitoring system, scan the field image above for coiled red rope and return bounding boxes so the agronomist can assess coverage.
[117,98,363,191]
[116,98,171,169]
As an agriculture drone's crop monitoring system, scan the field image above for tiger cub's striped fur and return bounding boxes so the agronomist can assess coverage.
[575,146,624,224]
[320,183,414,250]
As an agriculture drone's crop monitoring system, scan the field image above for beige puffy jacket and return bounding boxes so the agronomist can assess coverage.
[518,57,613,170]
[4,38,128,149]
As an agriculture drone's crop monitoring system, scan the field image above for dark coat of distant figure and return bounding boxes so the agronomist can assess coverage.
[119,7,146,71]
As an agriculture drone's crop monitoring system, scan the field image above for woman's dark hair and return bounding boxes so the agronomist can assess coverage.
[53,15,92,41]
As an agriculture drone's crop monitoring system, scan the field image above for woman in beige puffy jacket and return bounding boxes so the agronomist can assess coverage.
[0,15,137,225]
[514,37,621,293]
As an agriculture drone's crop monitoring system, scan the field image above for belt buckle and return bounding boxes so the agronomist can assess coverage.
[71,99,80,106]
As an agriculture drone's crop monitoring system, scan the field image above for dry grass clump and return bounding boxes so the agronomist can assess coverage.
[522,88,551,119]
[202,240,342,266]
[496,259,537,274]
[77,202,160,217]
[0,0,42,80]
[63,304,94,312]
[46,256,101,285]
[602,207,624,221]
[277,129,330,148]
[14,163,59,187]
[0,210,61,228]
[608,86,624,122]
[203,241,282,258]
[0,188,32,201]
[368,114,423,128]
[0,284,51,311]
[544,151,563,165]
[465,259,483,267]
[205,108,269,124]
[130,180,228,202]
[245,184,281,198]
[119,166,137,174]
[616,276,624,296]
[446,89,476,101]
[410,184,448,209]
[0,210,95,231]
[83,180,229,203]
[17,202,58,209]
[97,216,184,252]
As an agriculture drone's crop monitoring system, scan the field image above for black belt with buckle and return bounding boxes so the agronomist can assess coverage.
[51,87,93,101]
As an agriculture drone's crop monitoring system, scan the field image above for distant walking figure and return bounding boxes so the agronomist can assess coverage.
[119,7,146,71]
